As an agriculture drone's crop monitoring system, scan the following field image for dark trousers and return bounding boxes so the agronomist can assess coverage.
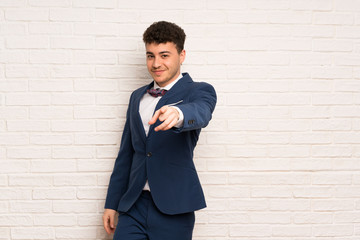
[113,191,195,240]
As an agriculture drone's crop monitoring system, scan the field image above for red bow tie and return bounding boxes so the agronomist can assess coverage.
[147,88,167,97]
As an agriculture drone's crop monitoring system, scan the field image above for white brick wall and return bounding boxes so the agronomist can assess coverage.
[1,0,360,239]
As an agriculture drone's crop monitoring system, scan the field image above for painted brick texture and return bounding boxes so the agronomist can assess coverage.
[1,0,360,239]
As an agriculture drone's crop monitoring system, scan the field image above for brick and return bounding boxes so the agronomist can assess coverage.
[75,80,117,92]
[5,9,48,21]
[29,50,71,64]
[50,8,90,22]
[29,106,73,120]
[313,40,353,52]
[229,225,271,237]
[33,188,76,200]
[11,227,54,239]
[291,25,334,38]
[0,0,26,7]
[0,80,28,91]
[292,0,333,10]
[207,186,250,198]
[198,173,227,185]
[194,145,226,158]
[53,201,97,213]
[51,66,93,78]
[193,224,228,237]
[334,212,360,223]
[227,146,268,157]
[77,187,107,199]
[73,51,117,64]
[6,93,50,106]
[1,104,30,122]
[34,215,76,226]
[29,0,71,7]
[31,160,76,172]
[269,11,311,24]
[53,147,95,159]
[252,0,290,9]
[29,23,72,35]
[7,120,50,132]
[228,11,268,23]
[251,187,292,198]
[314,225,354,237]
[51,93,95,105]
[0,215,32,226]
[269,39,312,51]
[335,80,360,92]
[312,173,352,185]
[335,0,360,11]
[139,11,183,24]
[73,0,117,8]
[312,145,353,157]
[312,119,352,131]
[0,161,30,173]
[270,199,311,211]
[0,23,26,35]
[74,106,118,119]
[273,226,312,237]
[314,13,354,25]
[54,174,96,186]
[51,37,94,49]
[74,23,118,36]
[294,212,333,224]
[7,147,51,159]
[95,38,139,50]
[30,134,73,145]
[9,175,52,186]
[0,189,32,200]
[74,133,118,145]
[77,159,114,172]
[0,51,27,64]
[290,133,332,144]
[10,201,51,213]
[118,0,205,10]
[6,37,49,49]
[0,133,28,145]
[293,187,333,198]
[335,187,360,198]
[51,120,95,132]
[95,9,137,23]
[312,93,354,105]
[5,65,49,78]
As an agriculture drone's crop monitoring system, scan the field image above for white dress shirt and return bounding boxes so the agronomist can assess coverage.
[140,73,184,191]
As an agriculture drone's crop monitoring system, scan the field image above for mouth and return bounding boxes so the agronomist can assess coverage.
[152,70,165,75]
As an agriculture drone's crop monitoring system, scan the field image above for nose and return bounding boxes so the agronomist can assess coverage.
[152,57,161,68]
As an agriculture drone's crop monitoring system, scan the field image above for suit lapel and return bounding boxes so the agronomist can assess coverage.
[133,82,153,141]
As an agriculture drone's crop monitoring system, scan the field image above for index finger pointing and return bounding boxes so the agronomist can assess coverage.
[149,109,161,125]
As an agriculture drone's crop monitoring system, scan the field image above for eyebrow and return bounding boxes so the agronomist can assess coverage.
[146,51,171,55]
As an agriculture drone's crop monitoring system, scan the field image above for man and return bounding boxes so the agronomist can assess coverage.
[102,21,217,240]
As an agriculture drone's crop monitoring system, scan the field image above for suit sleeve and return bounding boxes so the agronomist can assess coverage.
[173,82,217,132]
[104,95,134,210]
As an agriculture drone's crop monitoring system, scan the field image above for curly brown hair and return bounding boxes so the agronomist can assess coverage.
[143,21,186,53]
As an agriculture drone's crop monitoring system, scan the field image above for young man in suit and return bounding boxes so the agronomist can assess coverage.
[102,21,217,240]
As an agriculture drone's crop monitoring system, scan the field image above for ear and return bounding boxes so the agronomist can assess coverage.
[180,49,186,64]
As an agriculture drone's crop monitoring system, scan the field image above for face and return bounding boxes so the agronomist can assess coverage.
[146,42,186,88]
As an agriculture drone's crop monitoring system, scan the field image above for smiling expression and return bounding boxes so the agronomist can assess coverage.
[146,42,186,88]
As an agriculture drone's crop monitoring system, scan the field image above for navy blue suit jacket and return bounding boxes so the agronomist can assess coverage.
[104,73,217,215]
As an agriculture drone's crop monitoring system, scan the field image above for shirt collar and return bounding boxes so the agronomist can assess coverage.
[153,73,183,91]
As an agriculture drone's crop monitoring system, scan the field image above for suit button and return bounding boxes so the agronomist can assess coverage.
[147,152,152,157]
[188,119,195,124]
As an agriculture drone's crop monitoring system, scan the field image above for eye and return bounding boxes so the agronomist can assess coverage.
[161,54,169,58]
[147,55,154,59]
